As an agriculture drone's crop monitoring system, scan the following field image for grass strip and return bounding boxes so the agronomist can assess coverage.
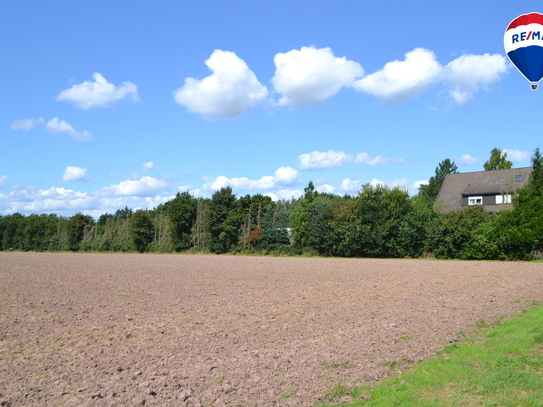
[328,305,543,407]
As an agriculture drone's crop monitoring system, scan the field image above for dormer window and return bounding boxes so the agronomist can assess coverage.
[468,196,483,205]
[496,194,512,204]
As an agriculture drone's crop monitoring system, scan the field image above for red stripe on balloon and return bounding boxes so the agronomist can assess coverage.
[507,13,543,31]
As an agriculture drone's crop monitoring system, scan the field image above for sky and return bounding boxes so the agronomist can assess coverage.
[1,0,542,217]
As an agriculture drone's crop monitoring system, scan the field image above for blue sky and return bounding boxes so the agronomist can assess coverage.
[1,0,542,217]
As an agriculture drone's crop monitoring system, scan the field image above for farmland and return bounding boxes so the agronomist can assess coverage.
[0,253,541,406]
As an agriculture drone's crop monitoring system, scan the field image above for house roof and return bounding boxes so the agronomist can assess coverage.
[434,167,533,213]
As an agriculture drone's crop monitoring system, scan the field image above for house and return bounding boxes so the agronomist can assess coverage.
[434,167,533,213]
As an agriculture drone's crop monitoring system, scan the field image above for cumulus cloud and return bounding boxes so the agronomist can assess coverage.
[340,178,362,193]
[340,177,422,195]
[202,167,301,193]
[298,150,353,170]
[45,117,92,141]
[298,150,403,170]
[10,118,44,130]
[415,179,428,188]
[443,54,507,104]
[353,48,441,106]
[62,166,88,182]
[1,186,95,215]
[95,176,170,197]
[459,154,478,165]
[56,73,140,109]
[316,184,336,194]
[354,152,403,166]
[272,46,363,107]
[265,189,303,201]
[368,178,424,195]
[174,50,268,120]
[0,175,7,188]
[504,149,530,162]
[142,161,159,171]
[273,166,301,186]
[0,185,172,217]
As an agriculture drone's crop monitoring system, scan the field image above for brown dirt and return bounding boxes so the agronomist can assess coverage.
[0,252,541,406]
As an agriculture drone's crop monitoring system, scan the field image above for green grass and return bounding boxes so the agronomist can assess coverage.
[321,306,543,407]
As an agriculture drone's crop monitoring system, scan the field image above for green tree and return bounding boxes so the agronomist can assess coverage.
[238,194,273,249]
[67,213,94,251]
[261,201,291,249]
[430,206,493,259]
[191,198,211,251]
[527,147,543,191]
[129,210,153,253]
[483,147,513,171]
[290,181,317,248]
[1,213,25,250]
[396,196,438,258]
[308,199,337,256]
[208,187,237,253]
[22,214,58,251]
[330,196,358,257]
[114,206,133,220]
[418,158,458,204]
[495,147,543,259]
[353,184,411,257]
[163,191,197,251]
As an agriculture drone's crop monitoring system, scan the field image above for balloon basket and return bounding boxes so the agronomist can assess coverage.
[531,84,539,90]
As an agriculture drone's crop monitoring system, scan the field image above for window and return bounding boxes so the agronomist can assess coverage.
[496,194,512,204]
[514,174,523,182]
[468,196,483,205]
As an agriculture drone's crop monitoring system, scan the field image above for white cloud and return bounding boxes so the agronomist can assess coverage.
[202,166,301,193]
[341,176,421,196]
[142,161,159,171]
[272,46,363,107]
[443,54,507,104]
[56,73,140,109]
[95,176,170,197]
[62,166,88,182]
[0,175,7,188]
[1,186,95,215]
[353,48,441,106]
[415,179,428,188]
[265,189,303,201]
[173,50,268,120]
[273,166,301,186]
[0,185,171,217]
[354,152,402,166]
[10,118,44,130]
[459,154,478,165]
[340,178,362,193]
[45,117,92,141]
[368,178,387,187]
[365,177,422,195]
[298,150,353,170]
[316,184,336,194]
[503,149,530,162]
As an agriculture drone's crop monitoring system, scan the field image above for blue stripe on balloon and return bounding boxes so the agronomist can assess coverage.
[508,45,543,83]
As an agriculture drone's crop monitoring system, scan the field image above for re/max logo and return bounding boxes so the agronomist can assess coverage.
[512,31,542,43]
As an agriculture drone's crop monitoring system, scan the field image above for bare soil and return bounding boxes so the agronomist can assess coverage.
[0,253,542,406]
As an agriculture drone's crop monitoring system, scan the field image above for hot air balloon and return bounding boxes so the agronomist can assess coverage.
[504,12,543,90]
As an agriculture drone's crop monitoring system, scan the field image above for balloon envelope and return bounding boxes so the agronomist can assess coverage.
[504,12,543,89]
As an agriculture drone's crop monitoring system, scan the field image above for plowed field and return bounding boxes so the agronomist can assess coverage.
[0,253,541,406]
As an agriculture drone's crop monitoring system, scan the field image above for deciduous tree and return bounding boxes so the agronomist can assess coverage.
[418,158,458,204]
[483,148,513,171]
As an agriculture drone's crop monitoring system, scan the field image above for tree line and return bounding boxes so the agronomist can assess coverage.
[1,148,541,260]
